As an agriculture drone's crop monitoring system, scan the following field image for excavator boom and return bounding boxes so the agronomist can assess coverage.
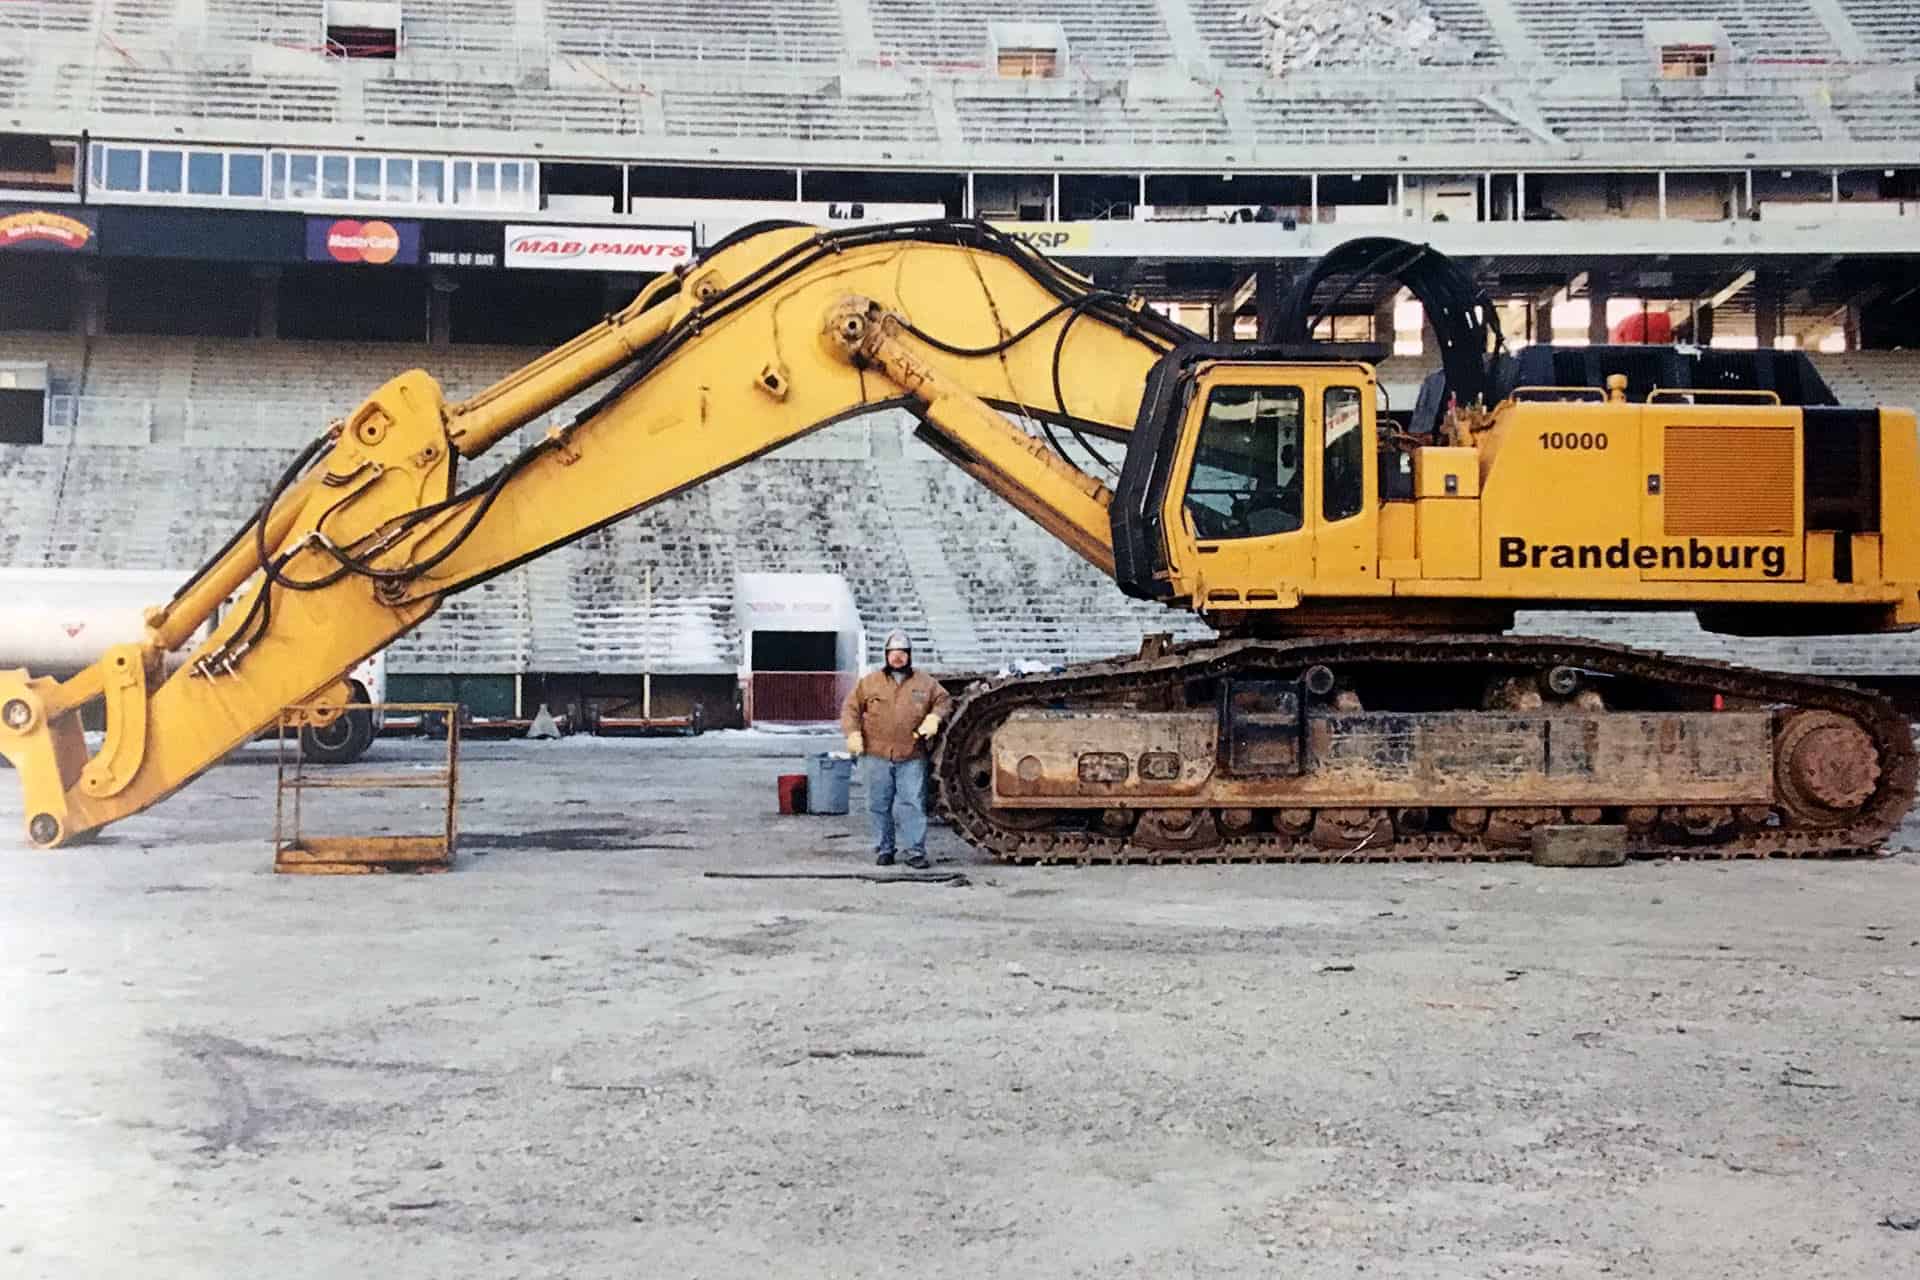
[0,221,1191,846]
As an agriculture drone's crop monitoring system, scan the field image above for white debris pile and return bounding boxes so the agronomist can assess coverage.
[1238,0,1467,74]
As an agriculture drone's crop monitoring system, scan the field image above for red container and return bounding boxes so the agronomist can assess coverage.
[776,773,808,815]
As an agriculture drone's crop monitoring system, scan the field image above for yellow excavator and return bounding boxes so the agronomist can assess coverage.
[3,222,1916,860]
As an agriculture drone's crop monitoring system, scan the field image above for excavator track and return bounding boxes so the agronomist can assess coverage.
[933,635,1918,864]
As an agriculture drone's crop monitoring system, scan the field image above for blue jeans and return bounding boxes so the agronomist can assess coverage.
[865,754,929,856]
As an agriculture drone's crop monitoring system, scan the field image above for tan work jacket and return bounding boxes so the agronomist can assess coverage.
[840,668,954,762]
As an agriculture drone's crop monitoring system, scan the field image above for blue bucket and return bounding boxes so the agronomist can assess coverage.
[805,753,853,815]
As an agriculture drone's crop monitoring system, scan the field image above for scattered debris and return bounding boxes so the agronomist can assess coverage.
[1504,969,1527,982]
[389,1198,440,1211]
[781,1047,928,1066]
[1239,0,1467,75]
[703,870,969,886]
[1880,1214,1920,1231]
[1005,962,1030,978]
[1779,1066,1842,1090]
[1313,962,1356,974]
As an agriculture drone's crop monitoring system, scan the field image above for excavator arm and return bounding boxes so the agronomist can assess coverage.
[0,221,1196,847]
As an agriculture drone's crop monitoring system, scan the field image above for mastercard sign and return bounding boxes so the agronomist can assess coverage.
[305,217,419,266]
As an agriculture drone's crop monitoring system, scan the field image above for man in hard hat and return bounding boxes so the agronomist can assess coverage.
[839,630,953,869]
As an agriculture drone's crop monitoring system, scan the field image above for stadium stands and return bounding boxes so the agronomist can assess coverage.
[402,0,518,57]
[547,0,846,65]
[91,65,340,124]
[365,80,648,136]
[0,446,64,567]
[661,90,939,144]
[1538,95,1823,145]
[1245,94,1530,146]
[954,95,1231,148]
[1831,95,1920,144]
[0,0,95,34]
[1842,0,1920,59]
[206,0,320,47]
[1511,0,1838,66]
[103,0,179,39]
[869,0,1174,70]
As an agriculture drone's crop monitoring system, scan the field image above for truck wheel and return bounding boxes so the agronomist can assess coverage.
[300,682,375,764]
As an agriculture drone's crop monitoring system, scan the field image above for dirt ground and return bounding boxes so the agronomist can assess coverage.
[4,731,1920,1279]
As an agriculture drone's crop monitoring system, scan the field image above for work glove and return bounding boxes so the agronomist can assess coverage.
[846,732,863,756]
[915,713,941,739]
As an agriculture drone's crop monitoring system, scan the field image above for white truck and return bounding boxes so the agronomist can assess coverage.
[0,567,385,763]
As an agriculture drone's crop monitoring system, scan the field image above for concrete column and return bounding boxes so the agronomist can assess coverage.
[250,265,281,340]
[428,271,458,348]
[1753,273,1783,351]
[72,263,107,337]
[1842,303,1861,351]
[1587,273,1610,346]
[1373,291,1399,348]
[1255,262,1288,341]
[1210,292,1237,343]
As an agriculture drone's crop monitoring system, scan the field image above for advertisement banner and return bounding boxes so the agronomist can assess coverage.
[0,208,97,253]
[424,220,501,269]
[988,222,1093,254]
[306,217,421,266]
[503,224,693,271]
[96,207,300,262]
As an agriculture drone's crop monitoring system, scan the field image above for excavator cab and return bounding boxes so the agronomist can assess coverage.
[1110,347,1387,622]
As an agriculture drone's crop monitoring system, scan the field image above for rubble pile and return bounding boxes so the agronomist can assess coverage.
[1238,0,1468,74]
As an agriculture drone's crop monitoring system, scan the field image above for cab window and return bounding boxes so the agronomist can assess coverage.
[1183,385,1303,541]
[1323,384,1365,521]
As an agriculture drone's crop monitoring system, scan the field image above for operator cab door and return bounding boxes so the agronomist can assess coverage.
[1162,364,1380,612]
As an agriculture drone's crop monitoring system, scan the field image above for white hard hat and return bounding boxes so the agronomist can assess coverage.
[884,629,913,652]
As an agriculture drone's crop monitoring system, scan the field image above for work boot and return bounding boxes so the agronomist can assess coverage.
[874,852,896,867]
[905,853,930,870]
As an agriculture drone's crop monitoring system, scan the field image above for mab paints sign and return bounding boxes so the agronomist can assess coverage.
[503,224,693,271]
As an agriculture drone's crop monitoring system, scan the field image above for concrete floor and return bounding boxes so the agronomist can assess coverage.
[5,732,1920,1278]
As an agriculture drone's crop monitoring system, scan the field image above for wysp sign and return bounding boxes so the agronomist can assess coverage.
[504,225,693,271]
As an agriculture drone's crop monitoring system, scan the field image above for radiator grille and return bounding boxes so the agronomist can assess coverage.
[1663,425,1796,536]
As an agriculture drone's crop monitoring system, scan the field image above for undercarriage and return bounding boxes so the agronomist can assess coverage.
[935,635,1917,863]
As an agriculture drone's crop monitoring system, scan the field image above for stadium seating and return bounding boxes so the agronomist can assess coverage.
[0,446,64,567]
[1511,0,1838,66]
[1245,94,1530,146]
[91,65,340,124]
[661,91,939,144]
[954,95,1231,148]
[1537,95,1822,145]
[1842,0,1920,59]
[1832,94,1920,143]
[365,80,648,136]
[0,0,96,34]
[869,0,1174,71]
[103,0,179,39]
[867,0,1167,71]
[206,0,321,46]
[401,0,517,57]
[547,0,847,65]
